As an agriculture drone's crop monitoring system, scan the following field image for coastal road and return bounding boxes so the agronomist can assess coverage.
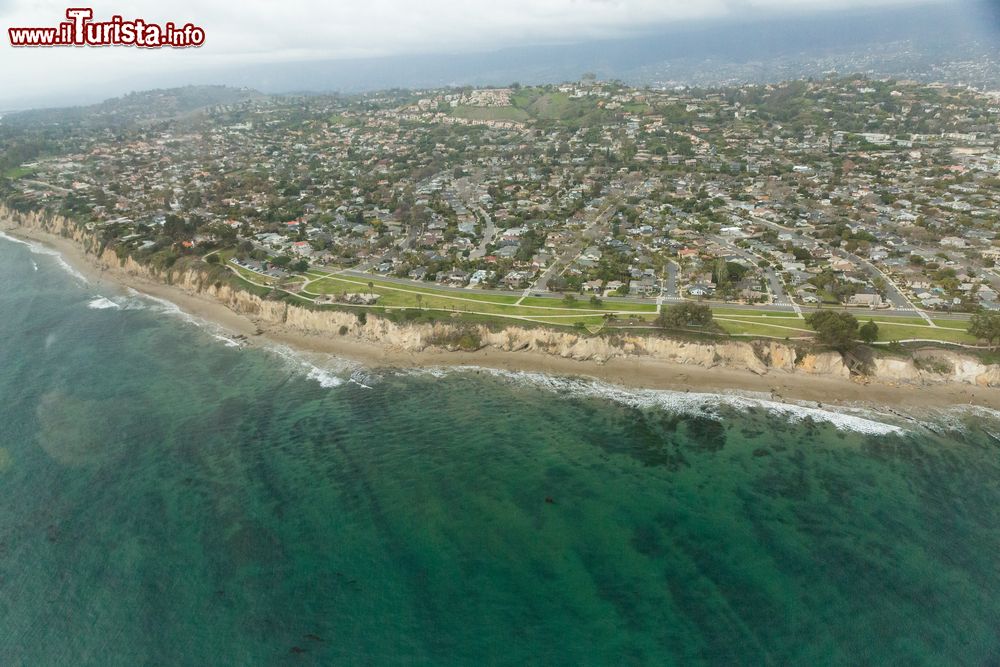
[334,269,971,320]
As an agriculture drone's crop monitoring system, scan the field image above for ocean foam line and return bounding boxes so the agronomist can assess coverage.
[395,366,907,436]
[264,343,360,390]
[131,291,204,325]
[87,296,121,310]
[0,230,88,283]
[97,288,255,352]
[908,403,1000,435]
[212,333,243,348]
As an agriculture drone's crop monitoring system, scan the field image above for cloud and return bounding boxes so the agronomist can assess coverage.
[0,0,956,106]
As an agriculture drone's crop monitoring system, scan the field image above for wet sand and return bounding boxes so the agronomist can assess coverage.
[4,220,999,412]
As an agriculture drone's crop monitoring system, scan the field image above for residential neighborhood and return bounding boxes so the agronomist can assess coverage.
[4,77,1000,324]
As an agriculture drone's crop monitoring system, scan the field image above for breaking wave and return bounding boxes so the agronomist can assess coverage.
[87,297,121,310]
[396,366,908,436]
[0,231,88,283]
[264,344,359,390]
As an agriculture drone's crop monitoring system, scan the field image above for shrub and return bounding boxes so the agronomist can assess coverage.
[656,303,713,329]
[429,327,483,351]
[914,356,953,375]
[805,311,858,351]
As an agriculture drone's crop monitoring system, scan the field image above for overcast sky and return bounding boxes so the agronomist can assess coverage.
[0,0,956,107]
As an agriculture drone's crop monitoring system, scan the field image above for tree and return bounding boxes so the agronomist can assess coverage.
[291,259,309,273]
[968,310,1000,347]
[656,303,713,330]
[859,319,879,344]
[713,258,730,289]
[589,295,603,308]
[367,281,374,296]
[805,311,859,351]
[205,253,220,265]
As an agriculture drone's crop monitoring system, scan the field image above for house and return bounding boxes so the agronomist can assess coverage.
[604,280,625,295]
[503,270,530,288]
[629,278,658,297]
[848,291,883,307]
[442,269,469,286]
[468,270,495,287]
[291,241,314,256]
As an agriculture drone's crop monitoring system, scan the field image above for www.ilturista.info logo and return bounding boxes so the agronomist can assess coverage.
[9,8,205,48]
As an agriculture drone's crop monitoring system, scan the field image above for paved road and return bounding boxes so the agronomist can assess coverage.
[469,206,495,260]
[664,262,679,300]
[529,202,614,294]
[715,236,791,306]
[752,218,931,320]
[831,248,938,326]
[22,179,71,195]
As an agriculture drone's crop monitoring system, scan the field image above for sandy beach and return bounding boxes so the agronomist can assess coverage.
[4,219,999,413]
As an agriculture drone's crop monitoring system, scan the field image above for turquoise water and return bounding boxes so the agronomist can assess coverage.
[1,235,1000,665]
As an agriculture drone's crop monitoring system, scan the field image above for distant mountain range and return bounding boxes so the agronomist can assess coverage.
[0,86,265,129]
[140,1,1000,94]
[6,1,1000,111]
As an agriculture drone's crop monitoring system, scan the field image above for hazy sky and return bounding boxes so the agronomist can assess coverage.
[0,0,954,107]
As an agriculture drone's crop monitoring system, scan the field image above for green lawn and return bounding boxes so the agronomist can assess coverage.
[520,315,607,327]
[711,308,801,319]
[715,318,812,338]
[3,166,36,179]
[306,275,510,303]
[305,275,591,317]
[229,263,278,286]
[865,315,931,326]
[930,319,971,330]
[621,103,652,114]
[519,296,657,313]
[309,272,524,304]
[233,261,980,345]
[523,92,574,119]
[713,315,976,344]
[874,324,977,344]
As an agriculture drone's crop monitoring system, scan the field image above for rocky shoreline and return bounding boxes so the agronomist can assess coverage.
[4,203,1000,410]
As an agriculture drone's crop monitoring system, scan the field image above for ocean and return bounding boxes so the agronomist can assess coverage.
[1,234,999,664]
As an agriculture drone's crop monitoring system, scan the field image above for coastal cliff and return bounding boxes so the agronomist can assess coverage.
[4,204,999,390]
